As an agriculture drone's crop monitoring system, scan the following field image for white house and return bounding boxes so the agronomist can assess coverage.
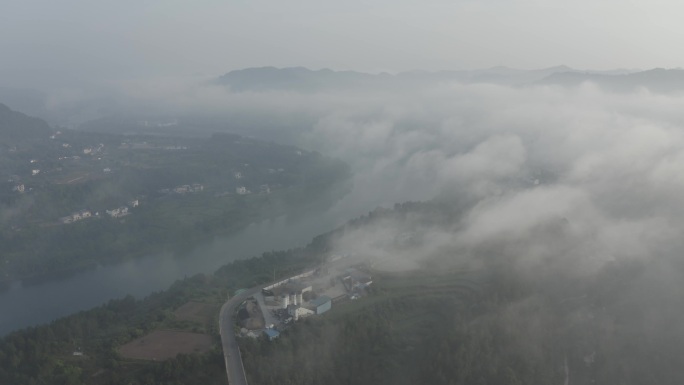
[106,206,129,218]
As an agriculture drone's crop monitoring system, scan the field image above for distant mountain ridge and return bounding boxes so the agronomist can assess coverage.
[215,65,640,92]
[0,103,52,144]
[537,68,684,93]
[216,66,391,91]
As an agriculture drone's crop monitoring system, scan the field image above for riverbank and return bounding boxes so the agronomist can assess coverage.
[0,203,354,336]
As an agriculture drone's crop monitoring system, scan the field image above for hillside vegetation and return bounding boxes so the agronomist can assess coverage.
[0,231,332,385]
[240,203,684,385]
[3,202,684,384]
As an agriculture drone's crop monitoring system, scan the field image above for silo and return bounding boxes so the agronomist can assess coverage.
[290,293,297,306]
[297,292,304,305]
[282,295,289,309]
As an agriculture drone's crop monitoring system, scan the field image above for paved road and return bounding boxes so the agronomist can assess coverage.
[219,286,262,385]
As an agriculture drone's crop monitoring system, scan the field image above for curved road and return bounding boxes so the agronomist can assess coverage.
[219,286,263,385]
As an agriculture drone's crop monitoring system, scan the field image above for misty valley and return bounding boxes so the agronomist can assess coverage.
[0,103,350,283]
[4,47,684,385]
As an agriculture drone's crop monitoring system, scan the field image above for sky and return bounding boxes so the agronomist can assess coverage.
[2,0,684,88]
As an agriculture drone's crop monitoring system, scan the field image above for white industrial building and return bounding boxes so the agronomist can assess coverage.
[287,305,314,321]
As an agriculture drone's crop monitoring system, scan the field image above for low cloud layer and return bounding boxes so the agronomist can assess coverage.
[48,76,684,275]
[187,81,684,274]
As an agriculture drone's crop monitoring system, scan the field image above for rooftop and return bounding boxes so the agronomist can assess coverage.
[310,296,331,307]
[264,328,280,339]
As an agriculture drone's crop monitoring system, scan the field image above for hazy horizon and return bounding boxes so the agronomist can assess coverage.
[3,0,684,90]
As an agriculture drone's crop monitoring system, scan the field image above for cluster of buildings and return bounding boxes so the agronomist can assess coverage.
[83,144,104,155]
[264,280,326,322]
[241,264,374,341]
[159,184,204,194]
[60,200,139,224]
[106,200,139,218]
[60,210,94,224]
[106,206,129,218]
[236,185,273,195]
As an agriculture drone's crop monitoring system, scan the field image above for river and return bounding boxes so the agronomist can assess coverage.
[0,208,354,336]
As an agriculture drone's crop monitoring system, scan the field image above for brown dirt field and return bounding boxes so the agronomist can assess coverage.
[173,301,215,323]
[119,330,213,361]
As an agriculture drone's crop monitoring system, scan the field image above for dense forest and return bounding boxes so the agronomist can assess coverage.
[238,203,684,385]
[240,257,684,385]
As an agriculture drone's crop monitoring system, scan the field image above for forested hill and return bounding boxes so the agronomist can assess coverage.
[0,102,52,144]
[240,202,684,385]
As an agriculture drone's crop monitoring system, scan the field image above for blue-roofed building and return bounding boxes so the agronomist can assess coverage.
[264,328,280,341]
[309,295,332,315]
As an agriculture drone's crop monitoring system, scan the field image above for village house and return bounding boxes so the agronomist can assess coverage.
[60,210,93,224]
[106,206,129,218]
[170,183,204,194]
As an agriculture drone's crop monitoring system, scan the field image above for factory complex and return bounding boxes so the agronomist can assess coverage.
[236,255,373,340]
